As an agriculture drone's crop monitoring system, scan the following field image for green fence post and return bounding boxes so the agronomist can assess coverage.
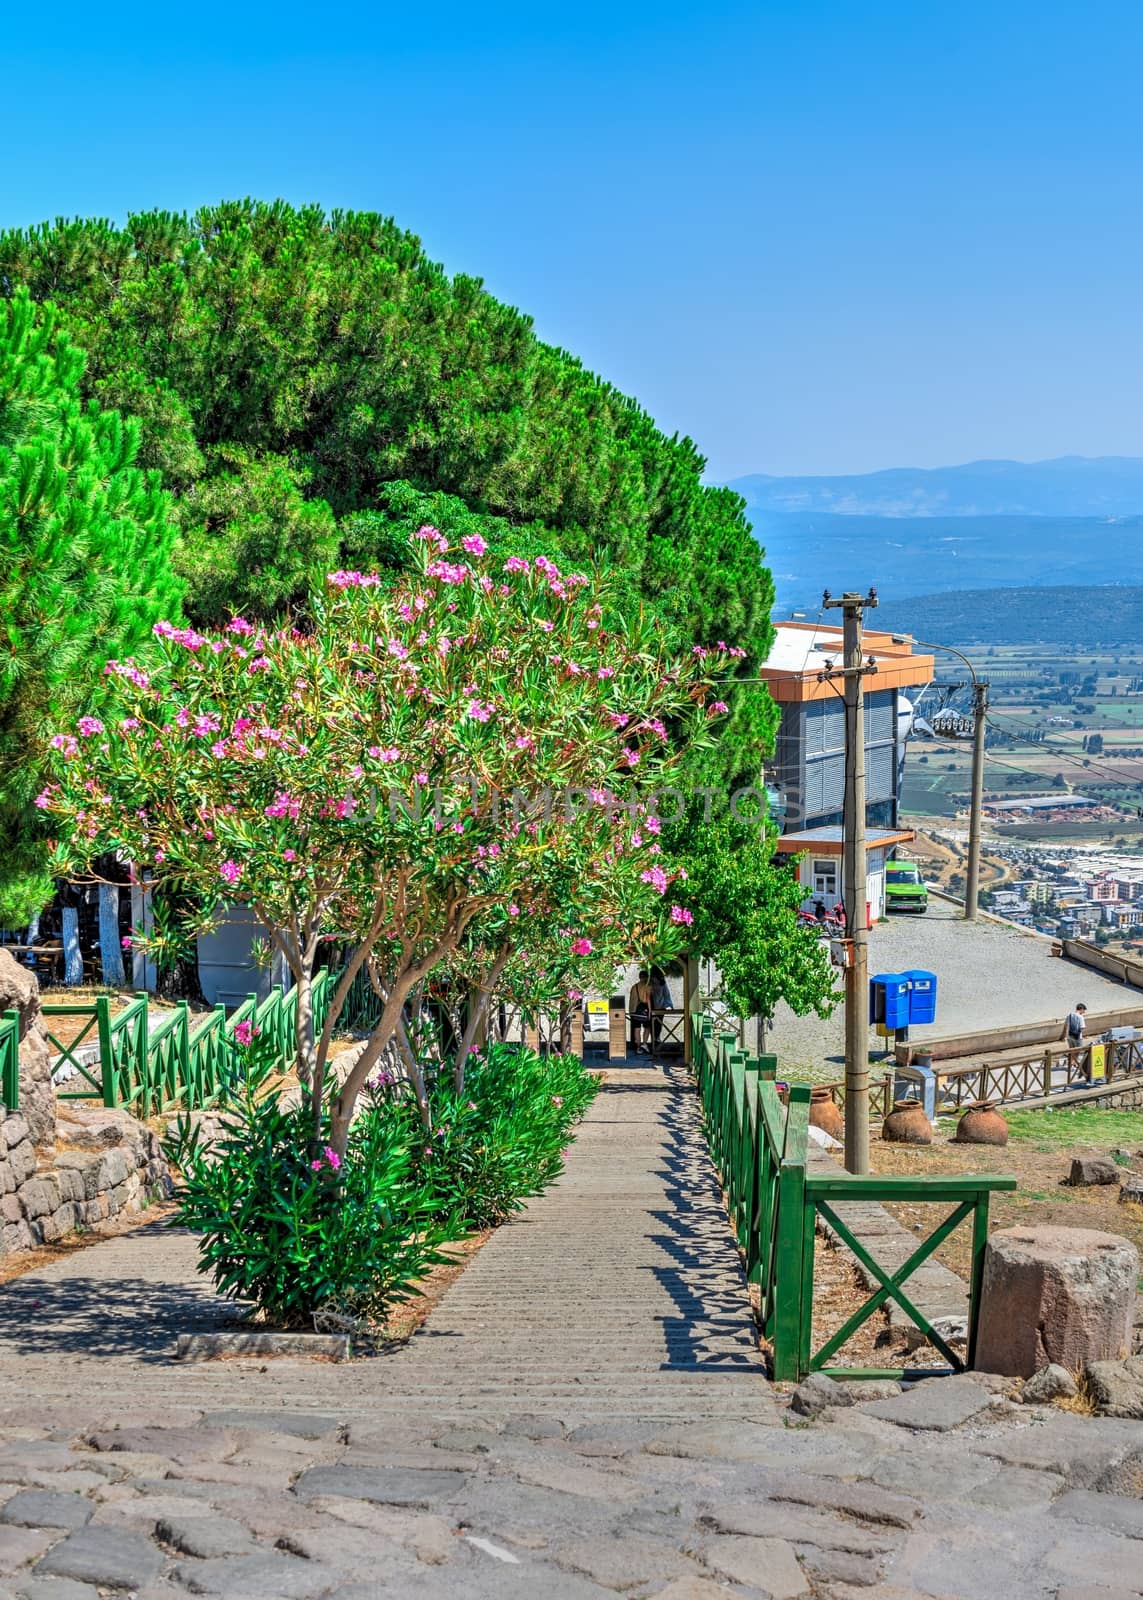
[966,1191,992,1370]
[95,996,118,1108]
[772,1083,810,1382]
[135,993,150,1116]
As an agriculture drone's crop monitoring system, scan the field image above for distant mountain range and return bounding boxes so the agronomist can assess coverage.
[731,456,1143,518]
[726,457,1143,609]
[874,586,1143,647]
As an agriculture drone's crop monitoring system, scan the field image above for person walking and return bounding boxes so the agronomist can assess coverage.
[629,969,652,1054]
[1064,1002,1087,1052]
[649,965,673,1053]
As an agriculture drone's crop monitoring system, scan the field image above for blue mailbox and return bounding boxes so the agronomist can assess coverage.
[904,969,937,1026]
[870,972,911,1030]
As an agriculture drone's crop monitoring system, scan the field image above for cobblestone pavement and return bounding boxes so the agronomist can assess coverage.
[2,1059,1142,1597]
[768,897,1133,1077]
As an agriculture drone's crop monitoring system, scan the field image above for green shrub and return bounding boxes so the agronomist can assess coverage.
[164,1088,443,1328]
[404,1043,599,1232]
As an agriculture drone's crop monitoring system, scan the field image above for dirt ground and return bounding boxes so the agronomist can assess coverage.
[38,986,182,1050]
[872,1121,1143,1278]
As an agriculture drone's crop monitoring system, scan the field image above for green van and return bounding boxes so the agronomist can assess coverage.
[885,859,928,913]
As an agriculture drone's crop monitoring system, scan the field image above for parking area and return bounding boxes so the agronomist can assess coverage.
[767,896,1138,1078]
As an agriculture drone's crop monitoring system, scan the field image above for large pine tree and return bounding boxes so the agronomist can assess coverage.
[0,291,182,924]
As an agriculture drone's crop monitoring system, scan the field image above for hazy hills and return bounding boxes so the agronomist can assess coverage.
[874,586,1143,647]
[731,456,1143,518]
[727,457,1143,609]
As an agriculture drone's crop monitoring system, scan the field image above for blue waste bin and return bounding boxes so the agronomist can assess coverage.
[870,972,911,1031]
[904,970,937,1026]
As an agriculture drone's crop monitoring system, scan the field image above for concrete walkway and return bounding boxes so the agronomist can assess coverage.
[0,1057,772,1423]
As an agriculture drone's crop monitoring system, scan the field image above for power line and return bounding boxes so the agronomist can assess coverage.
[986,713,1143,792]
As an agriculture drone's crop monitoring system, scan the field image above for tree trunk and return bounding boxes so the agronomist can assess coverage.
[62,906,82,987]
[98,883,125,987]
[454,945,511,1094]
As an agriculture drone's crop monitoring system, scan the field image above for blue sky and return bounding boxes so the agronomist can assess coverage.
[3,1,1140,479]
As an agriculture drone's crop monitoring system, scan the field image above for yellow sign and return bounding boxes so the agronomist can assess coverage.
[1090,1043,1106,1082]
[586,1000,608,1015]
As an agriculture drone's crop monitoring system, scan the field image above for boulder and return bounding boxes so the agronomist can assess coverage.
[1068,1156,1121,1187]
[975,1226,1138,1378]
[789,1371,852,1418]
[0,949,55,1148]
[1084,1355,1143,1419]
[1022,1363,1078,1404]
[1119,1176,1143,1207]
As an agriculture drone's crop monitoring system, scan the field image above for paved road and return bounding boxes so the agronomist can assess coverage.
[2,1056,1143,1598]
[769,897,1137,1077]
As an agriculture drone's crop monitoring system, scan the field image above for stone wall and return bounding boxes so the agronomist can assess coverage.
[0,950,171,1260]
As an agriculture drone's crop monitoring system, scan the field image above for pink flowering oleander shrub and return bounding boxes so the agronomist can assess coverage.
[44,531,736,1155]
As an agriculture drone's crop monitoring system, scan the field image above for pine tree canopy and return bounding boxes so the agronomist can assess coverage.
[0,201,777,786]
[0,290,182,924]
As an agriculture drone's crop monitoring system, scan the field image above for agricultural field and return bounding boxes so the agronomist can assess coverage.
[901,640,1143,850]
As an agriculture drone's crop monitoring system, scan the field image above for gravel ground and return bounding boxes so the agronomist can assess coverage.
[768,898,1136,1078]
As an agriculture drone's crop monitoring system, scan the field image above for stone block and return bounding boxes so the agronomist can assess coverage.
[858,1375,993,1431]
[790,1372,852,1418]
[1085,1355,1143,1419]
[1068,1156,1120,1186]
[8,1140,36,1185]
[1,1219,32,1255]
[1119,1176,1143,1206]
[51,1154,101,1201]
[52,1167,85,1205]
[17,1176,59,1222]
[33,1526,163,1590]
[0,1160,14,1195]
[0,1489,93,1530]
[975,1226,1138,1377]
[0,1194,21,1224]
[38,1204,78,1244]
[1,1115,30,1150]
[94,1151,130,1191]
[1022,1363,1078,1403]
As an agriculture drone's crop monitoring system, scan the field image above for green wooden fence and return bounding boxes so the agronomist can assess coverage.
[1,1008,19,1112]
[41,967,338,1119]
[692,1012,1016,1382]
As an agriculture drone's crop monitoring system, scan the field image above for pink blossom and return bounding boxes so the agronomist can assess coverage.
[226,616,254,635]
[210,740,228,759]
[708,700,729,716]
[621,747,640,767]
[282,849,297,862]
[570,936,593,956]
[645,815,661,835]
[264,792,300,820]
[551,1095,564,1108]
[121,935,133,950]
[387,639,409,660]
[537,619,555,632]
[247,656,271,673]
[670,905,694,926]
[597,666,614,679]
[120,717,140,731]
[414,772,429,786]
[426,559,469,585]
[33,788,54,809]
[461,533,488,556]
[233,1020,261,1047]
[77,717,103,737]
[534,556,560,580]
[467,699,493,723]
[514,735,534,750]
[503,555,530,573]
[641,865,669,894]
[327,569,381,589]
[50,734,78,758]
[191,713,221,737]
[509,904,520,917]
[219,860,242,887]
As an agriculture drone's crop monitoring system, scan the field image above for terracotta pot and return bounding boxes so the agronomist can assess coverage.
[954,1099,1009,1147]
[808,1086,844,1141]
[882,1098,933,1145]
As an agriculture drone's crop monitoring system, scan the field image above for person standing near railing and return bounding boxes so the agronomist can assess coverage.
[629,969,652,1054]
[1064,1002,1087,1053]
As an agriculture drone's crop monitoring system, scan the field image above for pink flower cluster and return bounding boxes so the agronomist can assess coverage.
[569,937,593,956]
[233,1020,262,1047]
[669,905,694,926]
[328,570,381,589]
[426,559,469,586]
[153,620,207,650]
[310,1146,341,1173]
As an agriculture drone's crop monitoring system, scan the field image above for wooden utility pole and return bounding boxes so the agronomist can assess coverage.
[822,589,878,1174]
[964,678,990,920]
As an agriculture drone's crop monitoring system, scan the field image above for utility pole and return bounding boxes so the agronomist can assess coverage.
[822,589,878,1175]
[964,678,990,920]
